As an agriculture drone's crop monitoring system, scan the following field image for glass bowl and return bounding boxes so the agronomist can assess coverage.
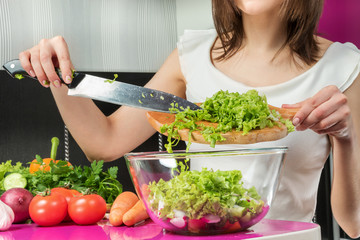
[125,147,287,235]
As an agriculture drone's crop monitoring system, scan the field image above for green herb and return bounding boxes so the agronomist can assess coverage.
[5,157,122,203]
[105,74,119,84]
[14,74,24,80]
[148,168,263,220]
[70,160,123,203]
[161,90,294,152]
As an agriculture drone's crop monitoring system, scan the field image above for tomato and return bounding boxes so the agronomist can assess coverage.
[29,193,68,226]
[51,188,82,221]
[68,194,107,225]
[188,219,207,233]
[224,220,242,233]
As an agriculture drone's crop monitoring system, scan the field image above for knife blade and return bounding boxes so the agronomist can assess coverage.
[3,59,201,113]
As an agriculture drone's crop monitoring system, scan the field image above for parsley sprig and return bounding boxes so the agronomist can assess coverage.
[18,157,122,203]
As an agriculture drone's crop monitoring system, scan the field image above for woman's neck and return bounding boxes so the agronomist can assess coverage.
[241,13,287,53]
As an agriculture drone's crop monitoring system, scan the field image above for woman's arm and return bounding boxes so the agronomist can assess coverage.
[284,76,360,238]
[19,36,187,162]
[330,75,360,239]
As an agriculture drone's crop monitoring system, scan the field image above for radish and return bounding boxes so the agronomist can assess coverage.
[170,217,186,228]
[0,188,34,223]
[202,214,221,224]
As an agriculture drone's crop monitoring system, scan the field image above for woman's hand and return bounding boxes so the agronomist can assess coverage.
[282,85,352,140]
[19,36,73,88]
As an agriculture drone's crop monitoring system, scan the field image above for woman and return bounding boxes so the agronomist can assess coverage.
[18,0,360,237]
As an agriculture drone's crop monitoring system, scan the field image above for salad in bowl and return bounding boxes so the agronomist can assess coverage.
[125,148,286,235]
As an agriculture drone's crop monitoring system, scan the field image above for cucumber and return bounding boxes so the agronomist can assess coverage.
[3,172,27,190]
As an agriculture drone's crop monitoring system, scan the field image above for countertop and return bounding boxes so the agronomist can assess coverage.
[0,218,321,240]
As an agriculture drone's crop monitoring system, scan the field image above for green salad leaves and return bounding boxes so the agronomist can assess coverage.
[160,90,294,152]
[148,168,263,220]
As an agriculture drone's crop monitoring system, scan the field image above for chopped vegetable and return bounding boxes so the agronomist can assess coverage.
[105,74,119,83]
[148,168,263,221]
[14,74,24,80]
[160,90,294,152]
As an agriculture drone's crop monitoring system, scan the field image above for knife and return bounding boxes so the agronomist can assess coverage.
[3,59,201,113]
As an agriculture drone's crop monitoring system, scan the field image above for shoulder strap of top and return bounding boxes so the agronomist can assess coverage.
[177,29,217,79]
[320,42,360,92]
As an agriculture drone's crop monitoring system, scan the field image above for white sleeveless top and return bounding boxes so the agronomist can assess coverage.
[177,29,360,222]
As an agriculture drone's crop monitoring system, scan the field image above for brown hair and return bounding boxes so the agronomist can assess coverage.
[211,0,324,65]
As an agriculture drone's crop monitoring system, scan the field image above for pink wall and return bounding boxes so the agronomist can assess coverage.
[318,0,360,48]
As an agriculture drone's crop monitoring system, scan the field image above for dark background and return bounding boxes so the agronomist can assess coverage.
[0,70,185,193]
[0,70,353,240]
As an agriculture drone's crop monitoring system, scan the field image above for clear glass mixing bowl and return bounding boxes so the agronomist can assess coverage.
[125,147,287,235]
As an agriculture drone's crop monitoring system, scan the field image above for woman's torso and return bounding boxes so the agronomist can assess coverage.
[177,29,360,222]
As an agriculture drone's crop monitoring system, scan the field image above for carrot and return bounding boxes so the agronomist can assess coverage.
[122,200,149,226]
[109,191,139,226]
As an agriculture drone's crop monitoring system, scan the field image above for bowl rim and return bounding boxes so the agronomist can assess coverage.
[124,146,288,160]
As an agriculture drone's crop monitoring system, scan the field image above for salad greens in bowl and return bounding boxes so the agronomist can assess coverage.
[125,147,287,235]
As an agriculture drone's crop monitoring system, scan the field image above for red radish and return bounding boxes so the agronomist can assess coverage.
[202,214,221,223]
[170,217,186,228]
[0,188,34,223]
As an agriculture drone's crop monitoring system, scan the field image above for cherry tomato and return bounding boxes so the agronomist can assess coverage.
[68,194,107,225]
[51,188,82,221]
[29,193,67,226]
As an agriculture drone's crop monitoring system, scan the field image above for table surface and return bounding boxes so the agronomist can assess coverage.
[0,218,321,240]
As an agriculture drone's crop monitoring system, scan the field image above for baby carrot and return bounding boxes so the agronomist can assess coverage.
[109,191,139,226]
[123,200,149,226]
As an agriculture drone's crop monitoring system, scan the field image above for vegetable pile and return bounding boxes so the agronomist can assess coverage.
[147,167,265,233]
[160,90,294,152]
[0,137,122,203]
[0,136,124,228]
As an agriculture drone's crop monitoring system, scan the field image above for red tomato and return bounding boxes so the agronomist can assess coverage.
[68,194,107,225]
[51,188,82,221]
[29,193,68,226]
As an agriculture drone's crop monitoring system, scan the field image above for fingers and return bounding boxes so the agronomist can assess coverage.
[52,36,73,84]
[18,51,36,78]
[29,46,51,88]
[290,86,351,138]
[18,36,73,88]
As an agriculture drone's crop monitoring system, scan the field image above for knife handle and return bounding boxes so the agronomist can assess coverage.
[2,59,84,88]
